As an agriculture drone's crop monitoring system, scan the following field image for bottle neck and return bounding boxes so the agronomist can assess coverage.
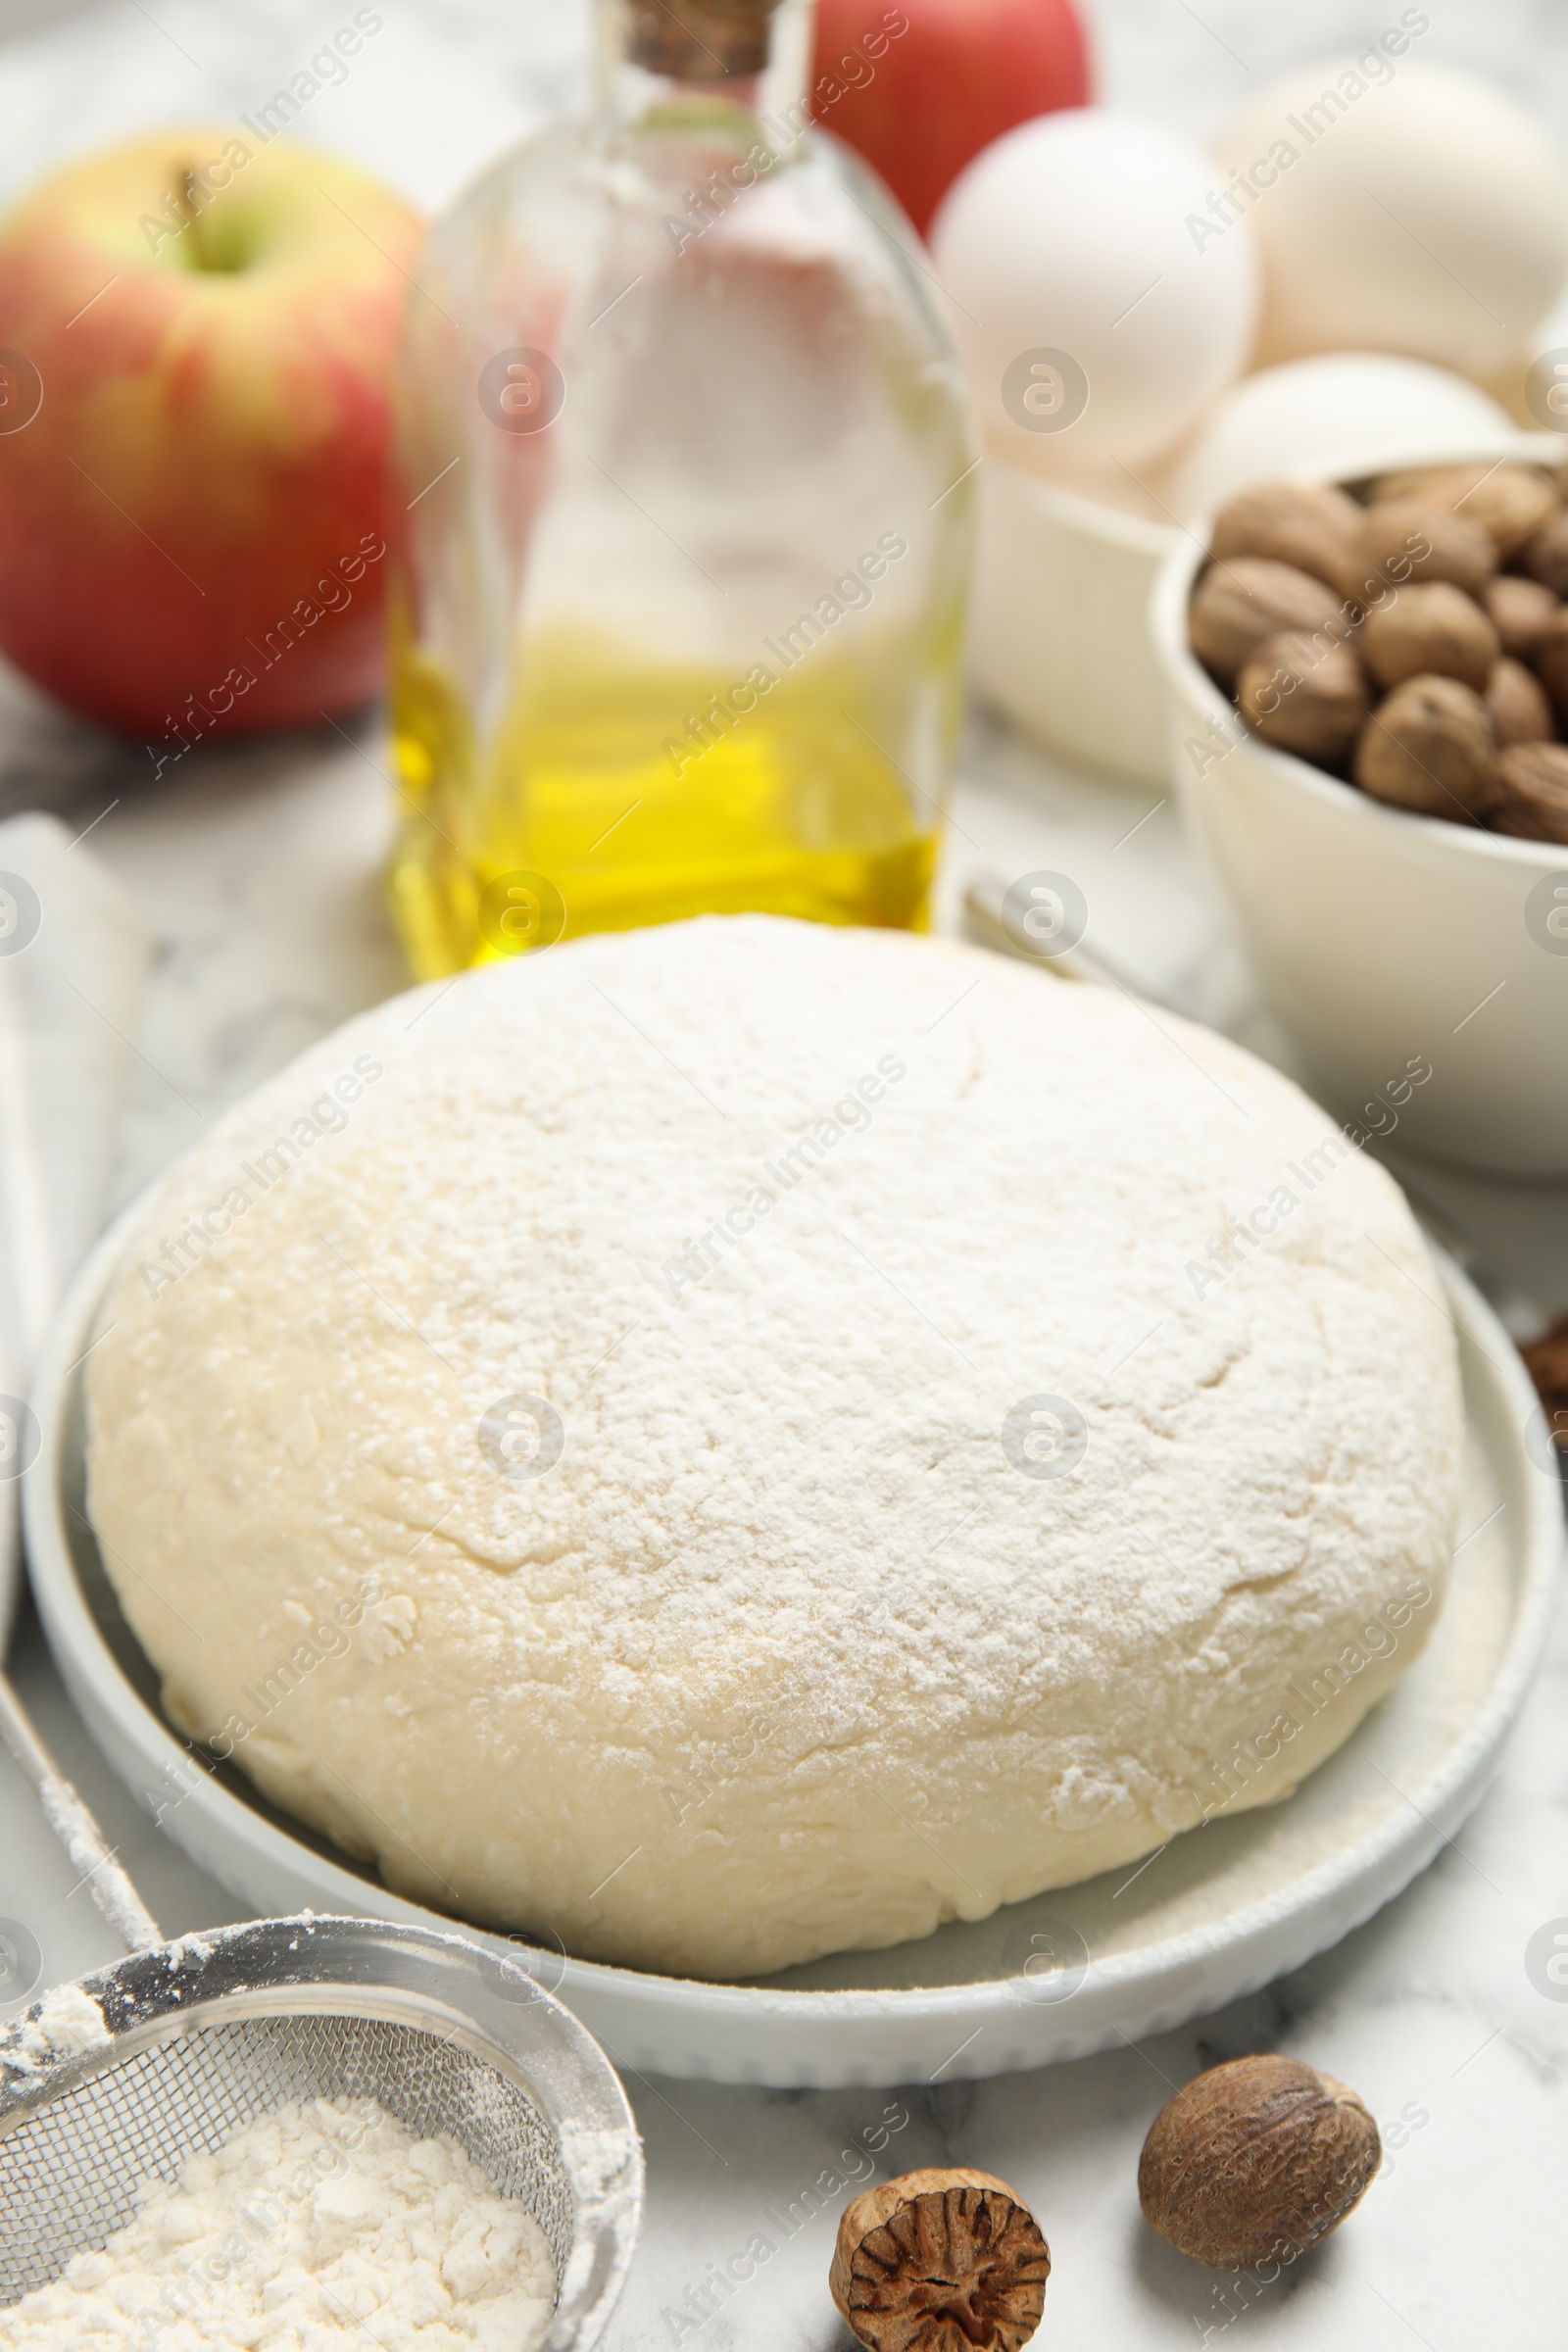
[595,0,815,153]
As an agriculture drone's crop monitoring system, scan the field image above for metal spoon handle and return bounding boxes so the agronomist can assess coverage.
[0,1671,161,1953]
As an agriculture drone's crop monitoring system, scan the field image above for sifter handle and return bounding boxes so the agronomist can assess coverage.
[961,868,1159,997]
[0,1671,162,1954]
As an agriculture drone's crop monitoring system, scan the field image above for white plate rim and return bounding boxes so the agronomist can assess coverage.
[22,1197,1563,2083]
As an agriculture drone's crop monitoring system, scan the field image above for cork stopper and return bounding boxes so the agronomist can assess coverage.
[624,0,782,80]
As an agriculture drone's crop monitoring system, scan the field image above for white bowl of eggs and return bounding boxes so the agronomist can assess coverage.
[1150,439,1568,1179]
[935,58,1568,785]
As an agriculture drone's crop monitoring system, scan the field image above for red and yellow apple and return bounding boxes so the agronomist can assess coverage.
[0,127,422,745]
[811,0,1092,237]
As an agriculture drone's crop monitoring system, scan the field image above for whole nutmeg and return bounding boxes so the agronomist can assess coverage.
[1209,480,1366,601]
[1484,573,1561,661]
[830,2169,1051,2352]
[1530,607,1568,721]
[1353,500,1497,602]
[1520,1313,1568,1448]
[1237,629,1371,761]
[1189,558,1350,685]
[1521,508,1568,598]
[1490,741,1568,844]
[1487,657,1554,748]
[1138,2054,1381,2272]
[1354,674,1495,822]
[1368,462,1558,558]
[1361,580,1499,691]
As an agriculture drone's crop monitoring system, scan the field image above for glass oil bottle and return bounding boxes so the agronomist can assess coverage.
[389,0,976,974]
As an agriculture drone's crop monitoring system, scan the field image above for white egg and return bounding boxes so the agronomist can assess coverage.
[930,110,1258,479]
[1211,56,1568,379]
[1161,353,1515,519]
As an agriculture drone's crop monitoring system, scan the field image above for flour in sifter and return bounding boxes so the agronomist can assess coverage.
[0,2093,556,2350]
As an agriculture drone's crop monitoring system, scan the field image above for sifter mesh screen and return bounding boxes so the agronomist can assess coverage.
[0,2012,572,2310]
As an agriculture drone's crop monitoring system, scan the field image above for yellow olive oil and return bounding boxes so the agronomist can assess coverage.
[388,621,958,979]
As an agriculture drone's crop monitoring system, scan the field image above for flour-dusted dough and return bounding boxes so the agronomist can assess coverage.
[86,917,1461,1979]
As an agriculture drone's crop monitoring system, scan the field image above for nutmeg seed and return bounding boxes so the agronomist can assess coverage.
[1486,657,1554,748]
[1353,500,1497,602]
[1368,462,1558,558]
[1138,2054,1381,2272]
[1189,558,1351,685]
[830,2168,1051,2352]
[1354,674,1495,822]
[1483,573,1561,661]
[1490,741,1568,844]
[1521,508,1568,599]
[1529,607,1568,722]
[1520,1313,1568,1449]
[1237,629,1371,761]
[1209,480,1367,601]
[1361,580,1499,691]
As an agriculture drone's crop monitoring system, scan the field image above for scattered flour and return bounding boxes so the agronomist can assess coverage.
[0,2094,556,2350]
[159,1936,216,1971]
[551,2123,641,2316]
[3,1984,112,2077]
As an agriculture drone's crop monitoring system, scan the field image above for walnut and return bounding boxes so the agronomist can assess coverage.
[1528,607,1568,721]
[1489,741,1568,843]
[1353,674,1495,822]
[1486,657,1553,747]
[1138,2054,1381,2271]
[1521,508,1568,598]
[1483,573,1560,661]
[1361,581,1499,691]
[830,2168,1051,2352]
[1209,480,1367,600]
[1353,500,1497,602]
[1237,630,1370,761]
[1368,462,1558,557]
[1189,558,1351,685]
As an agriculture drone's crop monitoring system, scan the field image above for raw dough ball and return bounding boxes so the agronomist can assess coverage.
[86,919,1460,1980]
[931,110,1258,477]
[1212,59,1568,378]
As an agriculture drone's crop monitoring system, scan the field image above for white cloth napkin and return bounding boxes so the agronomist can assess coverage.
[0,810,152,1646]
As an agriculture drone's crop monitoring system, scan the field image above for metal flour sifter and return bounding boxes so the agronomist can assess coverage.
[0,1685,642,2351]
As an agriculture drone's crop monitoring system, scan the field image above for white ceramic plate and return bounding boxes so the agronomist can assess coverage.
[24,1212,1561,2087]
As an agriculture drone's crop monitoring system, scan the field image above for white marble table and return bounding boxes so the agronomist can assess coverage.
[5,710,1568,2352]
[2,2,1567,2346]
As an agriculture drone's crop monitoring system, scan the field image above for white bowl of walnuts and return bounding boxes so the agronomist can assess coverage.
[1152,436,1568,1177]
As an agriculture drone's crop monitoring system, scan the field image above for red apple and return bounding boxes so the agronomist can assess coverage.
[0,127,422,749]
[811,0,1092,236]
